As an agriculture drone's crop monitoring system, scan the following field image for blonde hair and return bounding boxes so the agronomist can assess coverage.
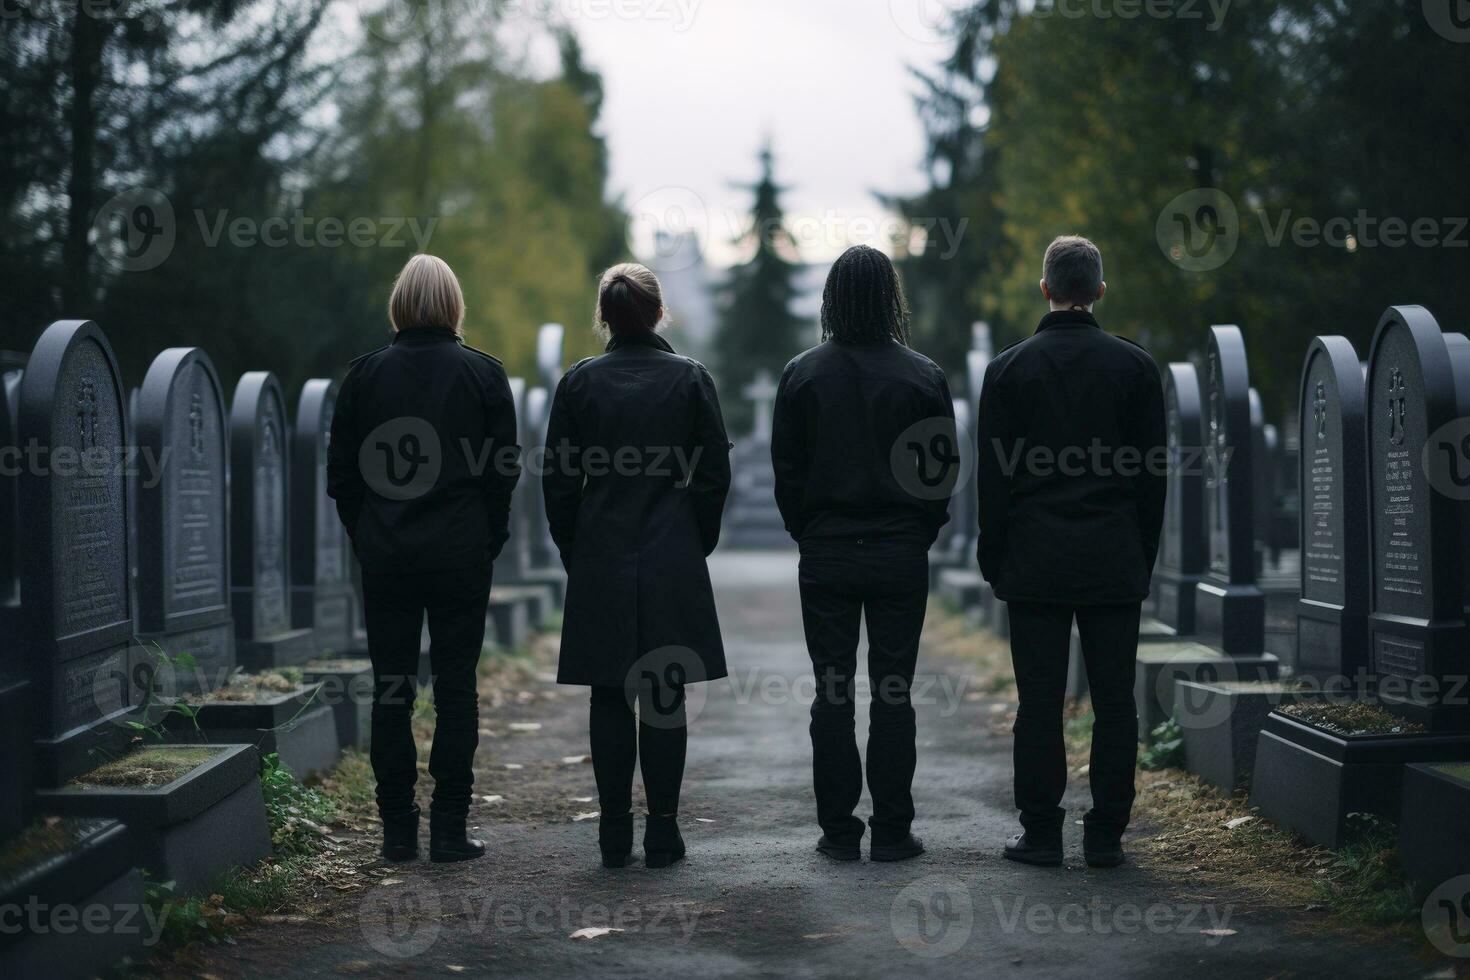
[594,263,663,337]
[389,254,466,335]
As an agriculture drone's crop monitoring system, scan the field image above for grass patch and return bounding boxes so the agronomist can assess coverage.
[70,745,220,789]
[1280,701,1425,736]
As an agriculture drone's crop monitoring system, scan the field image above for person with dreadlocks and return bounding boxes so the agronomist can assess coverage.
[770,244,955,863]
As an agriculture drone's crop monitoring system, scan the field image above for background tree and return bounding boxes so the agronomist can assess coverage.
[712,145,810,432]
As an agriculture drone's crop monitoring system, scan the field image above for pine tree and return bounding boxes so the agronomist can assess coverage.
[713,145,809,433]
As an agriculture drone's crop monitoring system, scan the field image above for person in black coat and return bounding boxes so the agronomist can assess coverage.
[974,236,1166,869]
[327,254,520,865]
[771,245,955,863]
[543,262,731,869]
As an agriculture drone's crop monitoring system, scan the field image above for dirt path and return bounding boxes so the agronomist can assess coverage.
[172,552,1426,979]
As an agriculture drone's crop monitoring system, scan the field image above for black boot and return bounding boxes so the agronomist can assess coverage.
[599,812,634,869]
[643,814,686,869]
[429,810,486,864]
[1003,832,1063,867]
[380,805,420,863]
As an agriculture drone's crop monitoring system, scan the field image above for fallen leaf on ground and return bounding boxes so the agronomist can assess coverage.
[570,796,594,803]
[695,818,715,823]
[561,754,592,765]
[1201,929,1238,938]
[509,722,542,732]
[572,811,600,822]
[570,927,623,940]
[803,933,842,940]
[481,795,505,804]
[503,763,524,771]
[1224,816,1254,830]
[446,967,466,974]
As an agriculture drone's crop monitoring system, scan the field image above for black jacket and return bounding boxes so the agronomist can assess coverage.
[543,332,731,687]
[771,338,954,548]
[327,327,520,574]
[975,310,1166,604]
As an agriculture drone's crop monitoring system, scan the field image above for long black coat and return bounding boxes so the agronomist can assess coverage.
[974,310,1166,605]
[543,332,731,687]
[327,327,520,574]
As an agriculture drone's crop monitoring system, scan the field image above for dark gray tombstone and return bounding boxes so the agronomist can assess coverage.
[1,366,21,605]
[1249,388,1270,571]
[965,345,989,558]
[230,372,314,669]
[1367,307,1468,727]
[498,377,531,582]
[1195,325,1267,655]
[16,321,137,784]
[1296,336,1369,684]
[0,362,27,839]
[134,349,235,694]
[290,379,359,654]
[941,398,974,561]
[1152,363,1205,635]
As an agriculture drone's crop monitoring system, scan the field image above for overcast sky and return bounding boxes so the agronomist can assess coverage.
[560,0,965,267]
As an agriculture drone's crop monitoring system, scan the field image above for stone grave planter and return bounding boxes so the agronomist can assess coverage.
[36,743,270,895]
[0,818,145,979]
[1399,763,1470,899]
[486,591,531,650]
[164,681,341,779]
[1133,643,1279,741]
[1250,711,1470,849]
[302,659,373,750]
[1175,680,1304,792]
[937,568,984,611]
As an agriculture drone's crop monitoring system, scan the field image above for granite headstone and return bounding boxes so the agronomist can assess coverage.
[290,379,358,654]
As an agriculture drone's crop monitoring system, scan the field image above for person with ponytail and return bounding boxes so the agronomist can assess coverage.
[543,263,732,869]
[770,245,955,863]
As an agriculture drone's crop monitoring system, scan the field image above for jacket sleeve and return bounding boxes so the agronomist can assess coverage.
[326,366,365,541]
[690,364,732,556]
[482,366,521,564]
[542,373,582,569]
[770,362,806,541]
[926,371,957,544]
[974,360,1011,585]
[1132,362,1169,574]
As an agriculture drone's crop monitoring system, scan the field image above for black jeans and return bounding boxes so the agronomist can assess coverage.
[589,684,687,817]
[1008,601,1141,844]
[798,540,928,846]
[361,566,492,819]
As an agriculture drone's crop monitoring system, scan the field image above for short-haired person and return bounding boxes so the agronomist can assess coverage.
[327,254,520,864]
[974,236,1166,868]
[543,263,732,869]
[772,245,954,862]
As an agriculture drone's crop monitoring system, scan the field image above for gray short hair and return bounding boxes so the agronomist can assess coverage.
[1043,236,1104,307]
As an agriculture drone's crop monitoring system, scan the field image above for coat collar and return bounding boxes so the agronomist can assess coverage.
[1035,309,1100,334]
[605,330,677,354]
[392,326,461,345]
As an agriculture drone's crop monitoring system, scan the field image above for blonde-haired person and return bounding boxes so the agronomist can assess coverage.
[327,254,521,864]
[543,263,731,868]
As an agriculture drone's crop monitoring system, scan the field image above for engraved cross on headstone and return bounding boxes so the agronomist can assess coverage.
[1314,381,1328,441]
[76,379,98,450]
[1388,368,1407,446]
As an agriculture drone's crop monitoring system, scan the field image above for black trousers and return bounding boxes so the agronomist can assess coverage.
[1007,601,1141,843]
[798,541,928,846]
[361,566,492,819]
[589,684,687,817]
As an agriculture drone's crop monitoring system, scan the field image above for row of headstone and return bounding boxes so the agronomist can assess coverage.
[1247,306,1470,854]
[722,368,789,549]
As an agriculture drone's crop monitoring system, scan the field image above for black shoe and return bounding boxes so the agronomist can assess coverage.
[380,805,420,863]
[871,834,926,863]
[1003,833,1062,867]
[816,835,861,862]
[600,812,633,869]
[429,812,486,864]
[1084,840,1126,868]
[644,814,686,869]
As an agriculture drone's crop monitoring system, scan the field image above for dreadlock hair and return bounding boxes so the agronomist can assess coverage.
[820,245,912,345]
